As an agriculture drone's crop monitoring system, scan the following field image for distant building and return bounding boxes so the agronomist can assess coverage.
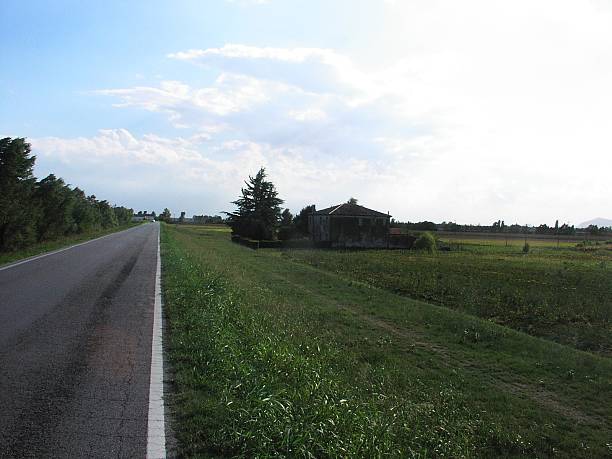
[132,212,155,222]
[168,217,194,224]
[309,203,391,248]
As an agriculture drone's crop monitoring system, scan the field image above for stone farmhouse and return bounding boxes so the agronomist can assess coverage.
[309,203,392,248]
[308,202,416,249]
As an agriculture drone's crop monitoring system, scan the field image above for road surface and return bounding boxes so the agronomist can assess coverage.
[0,223,163,458]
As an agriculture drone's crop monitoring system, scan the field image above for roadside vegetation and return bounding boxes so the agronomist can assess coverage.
[0,137,133,256]
[162,224,612,457]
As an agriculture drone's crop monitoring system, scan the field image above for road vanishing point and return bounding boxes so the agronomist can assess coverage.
[0,223,166,458]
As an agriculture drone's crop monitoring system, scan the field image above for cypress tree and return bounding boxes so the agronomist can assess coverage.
[227,168,283,240]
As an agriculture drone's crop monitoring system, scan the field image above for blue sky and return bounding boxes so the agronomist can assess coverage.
[2,0,611,224]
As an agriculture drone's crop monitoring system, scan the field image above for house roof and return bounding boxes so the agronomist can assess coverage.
[313,203,391,218]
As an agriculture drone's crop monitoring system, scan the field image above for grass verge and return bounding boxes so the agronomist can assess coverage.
[162,224,612,457]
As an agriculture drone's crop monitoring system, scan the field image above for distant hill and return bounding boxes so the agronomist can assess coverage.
[578,217,612,228]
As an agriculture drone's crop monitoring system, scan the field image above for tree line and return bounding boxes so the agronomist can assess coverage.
[393,219,610,236]
[155,210,224,224]
[0,137,133,252]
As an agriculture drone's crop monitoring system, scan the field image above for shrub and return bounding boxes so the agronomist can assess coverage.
[522,241,530,253]
[414,232,436,253]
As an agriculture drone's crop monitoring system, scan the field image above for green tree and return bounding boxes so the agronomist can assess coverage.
[0,138,38,250]
[160,208,171,222]
[278,208,294,241]
[226,167,284,240]
[113,206,133,225]
[96,200,118,228]
[292,204,316,236]
[281,208,293,226]
[0,136,133,252]
[72,188,99,233]
[34,174,78,240]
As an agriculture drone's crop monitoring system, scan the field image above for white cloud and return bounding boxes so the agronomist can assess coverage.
[288,108,327,122]
[94,74,283,124]
[30,129,396,216]
[169,44,344,65]
[33,129,201,166]
[86,1,612,224]
[168,44,370,97]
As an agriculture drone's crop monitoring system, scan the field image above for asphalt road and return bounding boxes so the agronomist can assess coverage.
[0,223,160,458]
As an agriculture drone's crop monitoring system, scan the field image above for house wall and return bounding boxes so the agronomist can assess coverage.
[329,216,389,248]
[310,215,331,243]
[311,215,391,248]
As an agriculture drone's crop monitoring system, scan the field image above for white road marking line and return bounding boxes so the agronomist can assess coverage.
[147,224,166,459]
[0,225,142,272]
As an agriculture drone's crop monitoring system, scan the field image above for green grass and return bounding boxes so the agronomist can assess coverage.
[0,222,143,267]
[161,224,612,457]
[436,232,608,248]
[282,239,612,356]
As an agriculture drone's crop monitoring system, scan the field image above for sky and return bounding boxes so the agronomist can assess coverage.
[1,0,611,225]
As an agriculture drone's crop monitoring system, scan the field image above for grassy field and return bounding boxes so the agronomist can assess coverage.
[161,224,612,457]
[0,222,143,267]
[435,231,610,247]
[283,237,612,356]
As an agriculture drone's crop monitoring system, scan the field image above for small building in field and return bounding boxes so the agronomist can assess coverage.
[309,203,391,248]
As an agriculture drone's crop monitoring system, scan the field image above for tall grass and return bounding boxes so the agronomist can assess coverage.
[162,227,526,457]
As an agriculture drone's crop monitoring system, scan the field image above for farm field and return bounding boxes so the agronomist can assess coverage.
[284,236,612,356]
[161,224,612,457]
[435,231,610,247]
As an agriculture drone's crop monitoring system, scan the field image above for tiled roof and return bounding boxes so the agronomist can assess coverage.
[313,203,391,218]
